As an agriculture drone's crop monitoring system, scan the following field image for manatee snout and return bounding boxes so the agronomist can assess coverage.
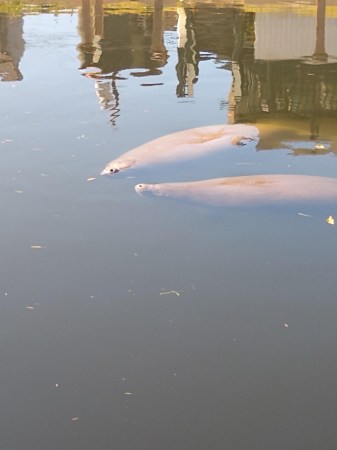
[100,167,119,175]
[135,183,146,195]
[135,183,157,195]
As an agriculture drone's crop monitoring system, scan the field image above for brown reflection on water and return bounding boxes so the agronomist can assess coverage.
[76,0,337,141]
[0,15,24,81]
[78,0,169,73]
[77,0,169,124]
[175,6,199,97]
[314,0,327,59]
[230,1,337,151]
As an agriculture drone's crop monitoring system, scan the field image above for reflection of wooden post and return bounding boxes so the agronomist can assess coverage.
[78,0,103,64]
[94,0,103,37]
[175,7,198,97]
[78,0,103,44]
[151,0,167,63]
[79,0,94,44]
[313,0,327,59]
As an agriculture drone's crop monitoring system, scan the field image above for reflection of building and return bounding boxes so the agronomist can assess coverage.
[77,0,337,141]
[0,16,25,81]
[226,3,337,145]
[231,59,337,118]
[173,2,337,148]
[254,12,337,60]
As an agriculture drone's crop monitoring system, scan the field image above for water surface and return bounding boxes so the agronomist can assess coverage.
[1,1,337,449]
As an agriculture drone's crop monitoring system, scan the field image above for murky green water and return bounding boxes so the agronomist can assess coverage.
[1,1,337,449]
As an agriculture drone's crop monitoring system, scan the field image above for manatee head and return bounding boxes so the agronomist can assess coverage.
[135,183,154,195]
[135,182,175,198]
[100,158,135,175]
[100,165,120,175]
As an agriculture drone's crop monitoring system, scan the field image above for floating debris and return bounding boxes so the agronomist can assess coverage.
[71,417,79,422]
[87,177,96,182]
[140,83,164,87]
[30,245,46,249]
[160,290,181,297]
[326,215,335,225]
[297,212,312,218]
[26,306,34,310]
[284,323,289,328]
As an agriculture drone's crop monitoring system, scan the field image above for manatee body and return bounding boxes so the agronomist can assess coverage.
[101,124,259,175]
[135,175,337,206]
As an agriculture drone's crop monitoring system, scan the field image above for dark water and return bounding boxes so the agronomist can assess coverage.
[1,2,337,449]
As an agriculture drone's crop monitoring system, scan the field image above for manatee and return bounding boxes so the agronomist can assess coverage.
[100,124,259,175]
[135,174,337,206]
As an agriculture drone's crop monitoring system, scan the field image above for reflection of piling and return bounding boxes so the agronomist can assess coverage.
[78,0,103,67]
[94,0,103,36]
[109,76,121,126]
[78,0,93,46]
[175,7,199,97]
[151,0,167,65]
[314,0,327,59]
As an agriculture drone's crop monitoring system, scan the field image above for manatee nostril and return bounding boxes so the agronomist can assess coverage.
[110,168,119,173]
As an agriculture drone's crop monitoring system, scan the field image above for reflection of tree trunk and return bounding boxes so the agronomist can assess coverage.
[313,0,327,59]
